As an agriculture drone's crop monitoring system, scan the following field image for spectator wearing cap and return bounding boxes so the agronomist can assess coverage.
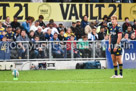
[98,26,105,40]
[81,15,89,29]
[3,16,11,28]
[38,15,46,29]
[133,19,136,30]
[14,27,21,41]
[122,17,132,33]
[64,28,75,40]
[11,17,20,32]
[88,27,98,41]
[45,29,53,41]
[75,21,84,40]
[30,20,40,32]
[22,16,32,34]
[43,23,59,35]
[58,30,65,41]
[5,26,15,41]
[125,26,133,39]
[47,19,57,28]
[35,26,45,40]
[57,23,66,33]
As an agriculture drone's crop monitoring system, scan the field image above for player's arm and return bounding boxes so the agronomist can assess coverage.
[117,33,122,44]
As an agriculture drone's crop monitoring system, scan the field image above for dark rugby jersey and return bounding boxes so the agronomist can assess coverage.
[108,24,122,44]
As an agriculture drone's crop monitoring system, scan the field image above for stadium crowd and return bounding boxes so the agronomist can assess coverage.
[0,15,136,59]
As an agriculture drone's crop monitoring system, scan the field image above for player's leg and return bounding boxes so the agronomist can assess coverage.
[116,55,123,78]
[111,54,118,78]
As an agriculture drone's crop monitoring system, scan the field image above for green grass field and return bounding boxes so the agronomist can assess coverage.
[0,69,136,91]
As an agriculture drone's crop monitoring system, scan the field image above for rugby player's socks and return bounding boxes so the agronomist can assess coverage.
[119,64,123,76]
[114,66,118,75]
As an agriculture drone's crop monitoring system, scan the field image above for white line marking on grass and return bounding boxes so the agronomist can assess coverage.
[0,80,136,85]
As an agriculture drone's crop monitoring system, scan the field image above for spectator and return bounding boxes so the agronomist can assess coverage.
[50,33,64,58]
[10,17,20,32]
[77,35,91,58]
[133,19,136,30]
[22,16,32,34]
[43,23,59,35]
[122,17,132,33]
[16,30,30,59]
[3,16,10,28]
[88,27,98,41]
[45,29,53,41]
[64,28,75,40]
[125,26,133,39]
[57,23,66,33]
[99,15,108,26]
[85,22,94,35]
[29,30,35,41]
[130,33,136,40]
[66,35,80,58]
[71,22,77,33]
[29,16,35,27]
[14,27,21,41]
[0,22,5,40]
[38,15,46,29]
[75,21,84,40]
[46,19,57,28]
[0,31,6,41]
[30,20,40,32]
[81,15,89,29]
[35,26,45,40]
[5,26,15,41]
[122,33,130,40]
[58,30,65,41]
[98,26,105,40]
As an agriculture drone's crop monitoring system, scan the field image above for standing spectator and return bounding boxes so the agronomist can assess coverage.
[5,26,15,41]
[35,26,45,40]
[43,23,59,35]
[50,33,64,58]
[57,23,66,33]
[122,17,132,33]
[99,15,108,26]
[85,22,94,35]
[29,30,35,41]
[29,17,35,27]
[10,17,20,32]
[88,27,98,41]
[133,19,136,30]
[38,15,46,29]
[70,22,77,33]
[75,21,84,40]
[130,33,136,40]
[98,26,105,40]
[125,26,133,39]
[45,29,53,41]
[81,15,89,29]
[46,19,57,28]
[16,30,30,59]
[30,20,40,32]
[22,16,32,34]
[3,16,10,28]
[64,28,75,40]
[58,30,65,41]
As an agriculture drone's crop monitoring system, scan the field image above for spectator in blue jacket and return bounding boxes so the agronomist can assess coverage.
[45,29,53,41]
[22,16,32,34]
[50,33,64,58]
[81,15,89,29]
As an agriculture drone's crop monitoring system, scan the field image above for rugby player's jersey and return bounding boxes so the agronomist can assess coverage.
[108,24,122,44]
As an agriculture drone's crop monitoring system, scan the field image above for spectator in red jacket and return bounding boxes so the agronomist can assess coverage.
[46,19,57,28]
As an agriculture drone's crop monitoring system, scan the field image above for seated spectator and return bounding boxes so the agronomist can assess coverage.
[35,26,45,40]
[81,15,89,29]
[50,33,64,58]
[58,30,65,41]
[75,21,84,40]
[77,35,91,58]
[71,22,77,33]
[125,26,133,39]
[88,27,98,41]
[0,22,5,40]
[130,33,136,40]
[46,19,57,28]
[64,28,75,40]
[14,27,21,41]
[3,16,10,28]
[0,31,6,41]
[29,30,35,41]
[43,23,59,35]
[122,17,132,33]
[57,23,66,33]
[66,35,80,58]
[5,26,15,41]
[133,19,136,30]
[16,30,30,59]
[122,33,130,40]
[85,22,94,35]
[10,17,20,32]
[98,26,105,40]
[99,15,108,26]
[45,29,53,41]
[30,20,40,32]
[22,16,32,34]
[38,15,46,29]
[29,16,35,27]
